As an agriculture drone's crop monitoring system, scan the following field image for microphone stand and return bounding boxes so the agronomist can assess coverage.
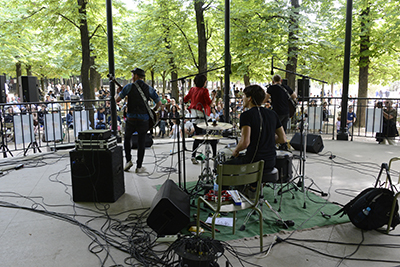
[170,66,226,192]
[272,58,327,208]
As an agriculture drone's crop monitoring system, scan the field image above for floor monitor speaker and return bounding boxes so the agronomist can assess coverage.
[70,146,125,202]
[290,133,324,153]
[21,76,39,102]
[147,179,190,235]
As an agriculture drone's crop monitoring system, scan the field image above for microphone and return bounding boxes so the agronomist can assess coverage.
[271,57,274,75]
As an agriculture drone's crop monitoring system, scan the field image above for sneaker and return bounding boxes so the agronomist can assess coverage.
[124,161,133,172]
[135,167,147,173]
[191,157,199,164]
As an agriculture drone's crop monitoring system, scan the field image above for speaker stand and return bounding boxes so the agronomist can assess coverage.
[0,115,13,158]
[24,141,41,156]
[271,57,329,208]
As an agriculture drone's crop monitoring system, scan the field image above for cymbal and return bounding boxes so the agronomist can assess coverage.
[197,122,233,130]
[192,135,223,141]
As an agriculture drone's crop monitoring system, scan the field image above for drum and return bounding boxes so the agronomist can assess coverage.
[215,145,235,164]
[275,150,293,183]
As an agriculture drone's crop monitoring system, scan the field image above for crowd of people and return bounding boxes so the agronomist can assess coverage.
[1,73,399,152]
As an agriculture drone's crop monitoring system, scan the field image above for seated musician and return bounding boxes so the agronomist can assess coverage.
[226,84,286,196]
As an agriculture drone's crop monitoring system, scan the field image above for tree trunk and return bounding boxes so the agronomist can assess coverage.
[171,71,179,101]
[90,56,101,96]
[90,57,101,95]
[16,62,22,100]
[26,65,32,76]
[162,71,166,93]
[195,0,207,73]
[357,5,370,128]
[150,69,155,88]
[78,0,93,126]
[243,74,250,87]
[286,0,300,91]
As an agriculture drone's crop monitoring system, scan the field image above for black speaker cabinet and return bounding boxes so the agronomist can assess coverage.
[0,75,5,103]
[70,146,125,202]
[290,133,324,153]
[147,179,190,235]
[131,133,153,149]
[21,76,39,102]
[297,78,310,101]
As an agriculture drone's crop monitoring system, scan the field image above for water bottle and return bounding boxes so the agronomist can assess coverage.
[362,207,371,216]
[354,207,371,223]
[213,181,219,197]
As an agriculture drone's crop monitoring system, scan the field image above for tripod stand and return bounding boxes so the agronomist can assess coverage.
[24,113,41,156]
[0,107,13,158]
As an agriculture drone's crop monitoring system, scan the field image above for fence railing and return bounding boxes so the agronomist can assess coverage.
[0,98,114,157]
[291,97,400,141]
[0,96,398,158]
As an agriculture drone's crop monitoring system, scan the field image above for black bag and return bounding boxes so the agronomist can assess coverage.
[335,187,400,230]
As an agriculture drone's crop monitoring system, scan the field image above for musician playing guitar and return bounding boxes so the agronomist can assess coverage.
[115,67,161,173]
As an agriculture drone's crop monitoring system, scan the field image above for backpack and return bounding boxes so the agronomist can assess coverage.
[335,187,400,231]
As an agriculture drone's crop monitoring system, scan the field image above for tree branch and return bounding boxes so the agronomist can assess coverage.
[159,16,198,68]
[22,7,47,19]
[56,13,79,30]
[89,24,103,40]
[255,12,287,22]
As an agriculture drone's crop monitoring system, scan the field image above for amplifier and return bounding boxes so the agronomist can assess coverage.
[70,146,124,202]
[78,129,111,140]
[75,136,117,151]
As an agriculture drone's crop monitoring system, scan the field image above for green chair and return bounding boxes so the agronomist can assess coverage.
[196,160,264,252]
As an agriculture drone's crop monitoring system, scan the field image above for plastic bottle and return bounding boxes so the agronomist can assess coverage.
[213,182,219,197]
[355,207,371,223]
[362,207,371,216]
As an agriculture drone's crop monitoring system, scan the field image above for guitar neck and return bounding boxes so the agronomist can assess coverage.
[112,79,123,89]
[108,74,123,93]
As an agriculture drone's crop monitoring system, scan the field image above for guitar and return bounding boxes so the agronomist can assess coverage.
[107,74,159,130]
[279,84,297,118]
[288,98,297,118]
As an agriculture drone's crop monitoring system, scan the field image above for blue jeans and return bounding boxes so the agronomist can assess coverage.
[347,122,353,134]
[124,119,148,168]
[159,120,166,136]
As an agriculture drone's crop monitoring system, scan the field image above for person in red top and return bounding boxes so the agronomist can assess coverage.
[184,74,216,164]
[184,74,212,117]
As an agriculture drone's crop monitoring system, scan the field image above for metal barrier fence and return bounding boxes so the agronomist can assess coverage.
[292,97,400,141]
[0,98,114,157]
[0,96,398,158]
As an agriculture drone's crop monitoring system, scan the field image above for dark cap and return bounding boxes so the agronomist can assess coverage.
[131,67,146,77]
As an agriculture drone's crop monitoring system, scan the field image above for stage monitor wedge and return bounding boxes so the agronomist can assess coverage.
[290,133,324,154]
[21,76,39,102]
[147,179,190,235]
